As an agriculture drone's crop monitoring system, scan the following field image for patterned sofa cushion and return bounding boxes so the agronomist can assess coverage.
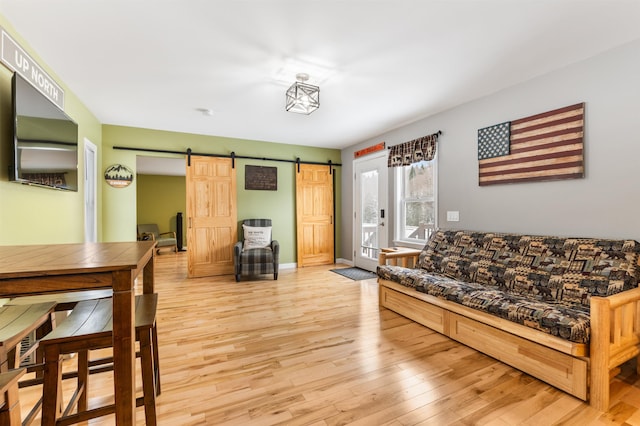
[501,237,640,305]
[379,263,590,343]
[418,230,640,304]
[416,274,491,303]
[419,230,535,285]
[460,289,590,343]
[553,238,640,305]
[379,229,640,343]
[418,229,460,273]
[377,265,431,289]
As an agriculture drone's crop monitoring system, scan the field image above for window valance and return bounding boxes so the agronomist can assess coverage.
[387,131,440,167]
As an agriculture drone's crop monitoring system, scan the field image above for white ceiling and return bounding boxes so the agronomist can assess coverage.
[2,1,640,150]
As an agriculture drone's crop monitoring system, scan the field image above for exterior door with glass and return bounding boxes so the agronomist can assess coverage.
[353,153,388,271]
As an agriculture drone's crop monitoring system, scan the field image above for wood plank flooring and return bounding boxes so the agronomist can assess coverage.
[18,252,640,425]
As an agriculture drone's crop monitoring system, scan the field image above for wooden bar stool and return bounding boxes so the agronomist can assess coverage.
[6,292,112,425]
[0,302,56,373]
[39,294,160,426]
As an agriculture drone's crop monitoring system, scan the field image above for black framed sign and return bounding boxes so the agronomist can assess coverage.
[245,165,277,190]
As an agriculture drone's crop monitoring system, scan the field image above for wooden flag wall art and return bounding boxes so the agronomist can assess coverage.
[477,103,585,186]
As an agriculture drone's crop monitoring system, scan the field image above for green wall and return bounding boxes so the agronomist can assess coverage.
[235,157,342,264]
[0,16,103,245]
[136,174,186,246]
[0,14,342,262]
[102,125,342,264]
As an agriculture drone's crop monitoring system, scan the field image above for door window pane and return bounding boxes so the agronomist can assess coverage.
[360,170,379,259]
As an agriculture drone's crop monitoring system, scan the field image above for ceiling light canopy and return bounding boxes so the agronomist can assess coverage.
[286,73,320,115]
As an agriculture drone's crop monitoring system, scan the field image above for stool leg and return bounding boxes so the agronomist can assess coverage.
[151,323,161,395]
[42,345,62,426]
[0,350,8,373]
[35,312,56,379]
[6,347,17,370]
[78,349,89,413]
[0,378,22,426]
[139,329,157,425]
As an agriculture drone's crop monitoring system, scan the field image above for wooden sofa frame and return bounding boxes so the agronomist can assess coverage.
[378,249,640,411]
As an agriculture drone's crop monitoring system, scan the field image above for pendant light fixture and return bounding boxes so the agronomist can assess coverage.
[285,73,320,115]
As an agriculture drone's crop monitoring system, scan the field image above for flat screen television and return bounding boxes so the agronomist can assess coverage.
[9,73,79,191]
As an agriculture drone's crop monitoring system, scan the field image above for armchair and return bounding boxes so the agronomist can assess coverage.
[233,219,279,282]
[137,223,178,254]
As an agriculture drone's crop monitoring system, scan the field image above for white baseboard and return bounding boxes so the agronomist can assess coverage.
[280,262,297,270]
[280,260,352,269]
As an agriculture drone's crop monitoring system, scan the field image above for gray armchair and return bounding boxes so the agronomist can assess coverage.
[233,219,279,282]
[137,223,177,254]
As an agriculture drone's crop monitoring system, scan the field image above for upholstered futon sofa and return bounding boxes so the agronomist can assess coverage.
[377,229,640,411]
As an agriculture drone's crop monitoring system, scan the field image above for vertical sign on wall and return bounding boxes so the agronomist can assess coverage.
[0,27,65,110]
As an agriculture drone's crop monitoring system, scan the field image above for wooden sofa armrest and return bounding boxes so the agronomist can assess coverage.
[158,231,176,239]
[590,286,640,411]
[378,248,421,268]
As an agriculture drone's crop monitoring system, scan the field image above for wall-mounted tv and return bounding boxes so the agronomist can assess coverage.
[9,73,79,191]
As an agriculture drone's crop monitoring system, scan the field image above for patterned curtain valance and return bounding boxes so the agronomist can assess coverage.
[387,132,440,167]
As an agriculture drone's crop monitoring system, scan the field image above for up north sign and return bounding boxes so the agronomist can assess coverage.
[1,28,65,110]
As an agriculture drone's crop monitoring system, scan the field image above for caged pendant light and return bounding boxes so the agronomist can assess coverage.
[285,73,320,114]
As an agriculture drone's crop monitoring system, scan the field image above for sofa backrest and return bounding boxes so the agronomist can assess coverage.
[419,230,640,306]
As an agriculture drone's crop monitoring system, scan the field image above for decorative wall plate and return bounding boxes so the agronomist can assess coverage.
[104,164,134,188]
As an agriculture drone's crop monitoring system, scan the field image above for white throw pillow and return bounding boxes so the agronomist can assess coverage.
[243,225,272,250]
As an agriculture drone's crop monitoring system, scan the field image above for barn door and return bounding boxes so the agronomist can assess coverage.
[186,156,237,277]
[296,164,334,267]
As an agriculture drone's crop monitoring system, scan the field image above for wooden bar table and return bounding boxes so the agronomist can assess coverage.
[0,241,156,425]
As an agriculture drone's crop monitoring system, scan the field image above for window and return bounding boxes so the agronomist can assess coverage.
[395,158,436,245]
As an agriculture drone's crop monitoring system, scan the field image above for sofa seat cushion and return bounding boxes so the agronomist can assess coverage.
[156,237,177,248]
[459,289,590,344]
[415,274,490,303]
[378,264,591,344]
[378,264,489,300]
[377,265,433,289]
[412,275,591,344]
[238,247,275,275]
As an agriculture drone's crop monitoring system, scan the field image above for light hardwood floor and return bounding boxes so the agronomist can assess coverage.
[18,252,640,425]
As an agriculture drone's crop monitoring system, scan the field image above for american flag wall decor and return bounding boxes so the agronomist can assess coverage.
[478,103,585,186]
